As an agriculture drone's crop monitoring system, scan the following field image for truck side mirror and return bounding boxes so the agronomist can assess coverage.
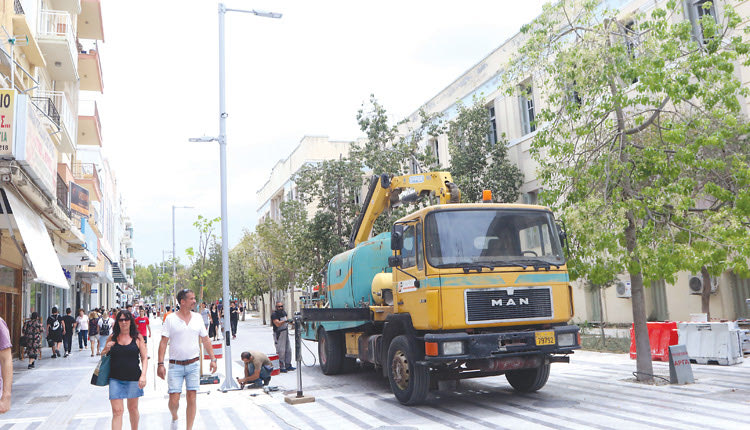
[391,225,404,251]
[388,255,402,268]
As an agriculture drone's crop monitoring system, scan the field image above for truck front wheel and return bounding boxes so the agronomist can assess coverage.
[387,335,430,405]
[318,327,344,375]
[505,361,550,392]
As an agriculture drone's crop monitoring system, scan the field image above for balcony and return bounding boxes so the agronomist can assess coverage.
[56,173,71,217]
[34,90,76,153]
[11,1,45,67]
[72,162,102,202]
[78,100,102,146]
[78,41,103,92]
[37,9,78,81]
[78,0,104,41]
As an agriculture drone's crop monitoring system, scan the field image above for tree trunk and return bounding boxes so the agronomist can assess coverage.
[700,266,711,320]
[260,294,266,325]
[625,212,654,383]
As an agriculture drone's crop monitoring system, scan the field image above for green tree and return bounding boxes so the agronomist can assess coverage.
[511,0,750,382]
[185,215,221,302]
[134,264,154,297]
[447,98,524,203]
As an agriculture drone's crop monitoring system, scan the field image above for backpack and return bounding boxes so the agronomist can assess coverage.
[99,318,111,336]
[89,317,99,336]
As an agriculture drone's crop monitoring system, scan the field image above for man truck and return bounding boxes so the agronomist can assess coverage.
[301,171,580,405]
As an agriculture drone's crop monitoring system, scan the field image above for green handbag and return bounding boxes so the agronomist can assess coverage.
[90,354,111,386]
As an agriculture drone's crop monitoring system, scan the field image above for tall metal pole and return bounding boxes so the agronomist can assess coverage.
[172,205,176,298]
[217,3,238,392]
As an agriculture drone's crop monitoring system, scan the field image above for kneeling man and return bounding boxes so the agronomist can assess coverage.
[237,351,273,388]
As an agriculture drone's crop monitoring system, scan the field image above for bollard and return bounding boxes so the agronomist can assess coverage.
[285,312,315,404]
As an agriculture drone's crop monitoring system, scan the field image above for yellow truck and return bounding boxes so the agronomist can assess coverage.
[301,171,580,405]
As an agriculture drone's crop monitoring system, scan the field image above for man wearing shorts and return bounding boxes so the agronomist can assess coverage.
[157,289,216,430]
[134,308,151,357]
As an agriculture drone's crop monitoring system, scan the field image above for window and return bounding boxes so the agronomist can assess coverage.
[487,106,498,145]
[685,0,718,44]
[623,21,639,84]
[519,84,536,135]
[401,223,424,270]
[522,191,538,205]
[430,139,440,165]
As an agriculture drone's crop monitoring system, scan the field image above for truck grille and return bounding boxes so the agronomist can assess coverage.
[465,287,553,323]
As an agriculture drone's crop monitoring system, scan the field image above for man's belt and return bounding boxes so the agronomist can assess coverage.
[168,357,199,366]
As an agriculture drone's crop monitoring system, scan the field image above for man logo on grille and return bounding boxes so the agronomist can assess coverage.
[491,298,529,306]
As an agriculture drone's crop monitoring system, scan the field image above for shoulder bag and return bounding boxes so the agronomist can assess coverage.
[90,353,111,386]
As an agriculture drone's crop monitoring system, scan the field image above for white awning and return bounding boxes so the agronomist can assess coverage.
[3,189,69,289]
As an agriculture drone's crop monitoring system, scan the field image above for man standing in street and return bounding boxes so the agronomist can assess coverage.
[236,350,273,388]
[46,307,64,358]
[271,302,295,373]
[61,308,75,357]
[162,305,172,323]
[0,316,12,413]
[229,302,239,339]
[157,289,216,430]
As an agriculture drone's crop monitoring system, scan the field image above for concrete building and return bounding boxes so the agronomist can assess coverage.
[0,0,134,356]
[399,0,750,324]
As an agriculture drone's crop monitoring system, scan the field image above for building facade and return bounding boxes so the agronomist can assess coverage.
[0,0,134,356]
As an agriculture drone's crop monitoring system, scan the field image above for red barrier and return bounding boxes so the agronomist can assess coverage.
[203,341,223,359]
[629,322,678,361]
[268,353,280,376]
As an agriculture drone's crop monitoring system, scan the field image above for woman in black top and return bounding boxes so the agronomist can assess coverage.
[101,310,148,430]
[209,304,220,340]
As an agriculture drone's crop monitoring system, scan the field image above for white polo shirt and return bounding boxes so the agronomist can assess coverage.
[162,311,208,360]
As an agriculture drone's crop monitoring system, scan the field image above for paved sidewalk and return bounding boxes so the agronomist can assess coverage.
[0,316,286,429]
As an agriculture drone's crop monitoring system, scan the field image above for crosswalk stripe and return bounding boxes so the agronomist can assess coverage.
[317,398,373,428]
[335,395,399,425]
[260,405,299,430]
[280,400,328,430]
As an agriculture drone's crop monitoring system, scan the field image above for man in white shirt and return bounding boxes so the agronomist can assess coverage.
[157,289,217,430]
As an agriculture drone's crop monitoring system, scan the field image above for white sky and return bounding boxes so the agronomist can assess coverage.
[98,0,548,267]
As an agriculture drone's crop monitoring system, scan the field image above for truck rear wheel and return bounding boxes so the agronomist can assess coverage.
[387,335,430,405]
[318,327,344,375]
[505,361,550,392]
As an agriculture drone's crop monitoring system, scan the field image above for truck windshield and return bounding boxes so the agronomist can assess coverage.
[424,209,565,268]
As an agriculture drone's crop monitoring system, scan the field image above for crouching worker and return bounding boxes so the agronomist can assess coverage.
[237,351,273,388]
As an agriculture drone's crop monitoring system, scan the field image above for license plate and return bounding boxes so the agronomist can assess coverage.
[535,331,556,346]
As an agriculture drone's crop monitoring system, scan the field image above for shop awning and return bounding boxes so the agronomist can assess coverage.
[111,263,128,283]
[1,189,69,289]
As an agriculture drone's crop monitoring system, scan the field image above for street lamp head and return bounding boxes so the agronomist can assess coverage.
[253,10,282,19]
[189,136,218,143]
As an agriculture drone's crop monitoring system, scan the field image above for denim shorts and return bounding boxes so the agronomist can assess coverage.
[167,361,200,393]
[109,378,144,400]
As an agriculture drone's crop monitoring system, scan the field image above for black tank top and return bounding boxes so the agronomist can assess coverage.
[109,337,141,381]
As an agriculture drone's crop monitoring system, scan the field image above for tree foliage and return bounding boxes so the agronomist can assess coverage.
[447,98,524,203]
[185,215,221,302]
[510,0,750,381]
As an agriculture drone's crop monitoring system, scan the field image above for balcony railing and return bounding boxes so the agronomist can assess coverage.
[31,96,61,128]
[14,0,24,14]
[37,9,77,68]
[56,174,71,217]
[36,90,76,142]
[72,162,102,197]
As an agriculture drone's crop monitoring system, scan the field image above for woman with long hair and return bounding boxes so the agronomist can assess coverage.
[22,312,42,369]
[101,310,147,430]
[88,311,100,356]
[209,304,220,340]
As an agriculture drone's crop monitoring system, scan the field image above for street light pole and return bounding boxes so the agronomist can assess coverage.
[215,3,282,392]
[172,205,193,299]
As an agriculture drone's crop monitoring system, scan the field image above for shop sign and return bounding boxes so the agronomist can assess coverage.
[70,182,90,216]
[0,90,14,157]
[91,289,98,293]
[13,94,57,199]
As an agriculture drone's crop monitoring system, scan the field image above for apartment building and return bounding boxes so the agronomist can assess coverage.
[256,135,354,222]
[0,0,134,355]
[399,0,750,324]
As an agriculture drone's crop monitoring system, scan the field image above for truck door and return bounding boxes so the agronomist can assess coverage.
[395,222,435,329]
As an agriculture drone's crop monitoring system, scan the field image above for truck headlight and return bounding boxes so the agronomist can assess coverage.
[442,341,464,355]
[558,333,576,347]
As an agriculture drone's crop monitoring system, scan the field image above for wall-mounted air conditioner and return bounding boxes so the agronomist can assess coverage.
[616,280,631,298]
[688,274,718,295]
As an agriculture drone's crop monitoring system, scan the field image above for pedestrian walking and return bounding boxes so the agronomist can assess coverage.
[157,289,216,430]
[162,306,172,323]
[75,309,89,351]
[236,350,273,388]
[200,303,210,331]
[209,304,220,341]
[229,302,239,339]
[271,302,295,372]
[61,308,75,357]
[98,312,114,354]
[22,313,42,369]
[101,310,148,430]
[89,311,100,356]
[0,316,12,413]
[46,307,64,358]
[134,308,151,356]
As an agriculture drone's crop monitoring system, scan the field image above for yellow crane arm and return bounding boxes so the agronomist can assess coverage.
[348,171,460,248]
